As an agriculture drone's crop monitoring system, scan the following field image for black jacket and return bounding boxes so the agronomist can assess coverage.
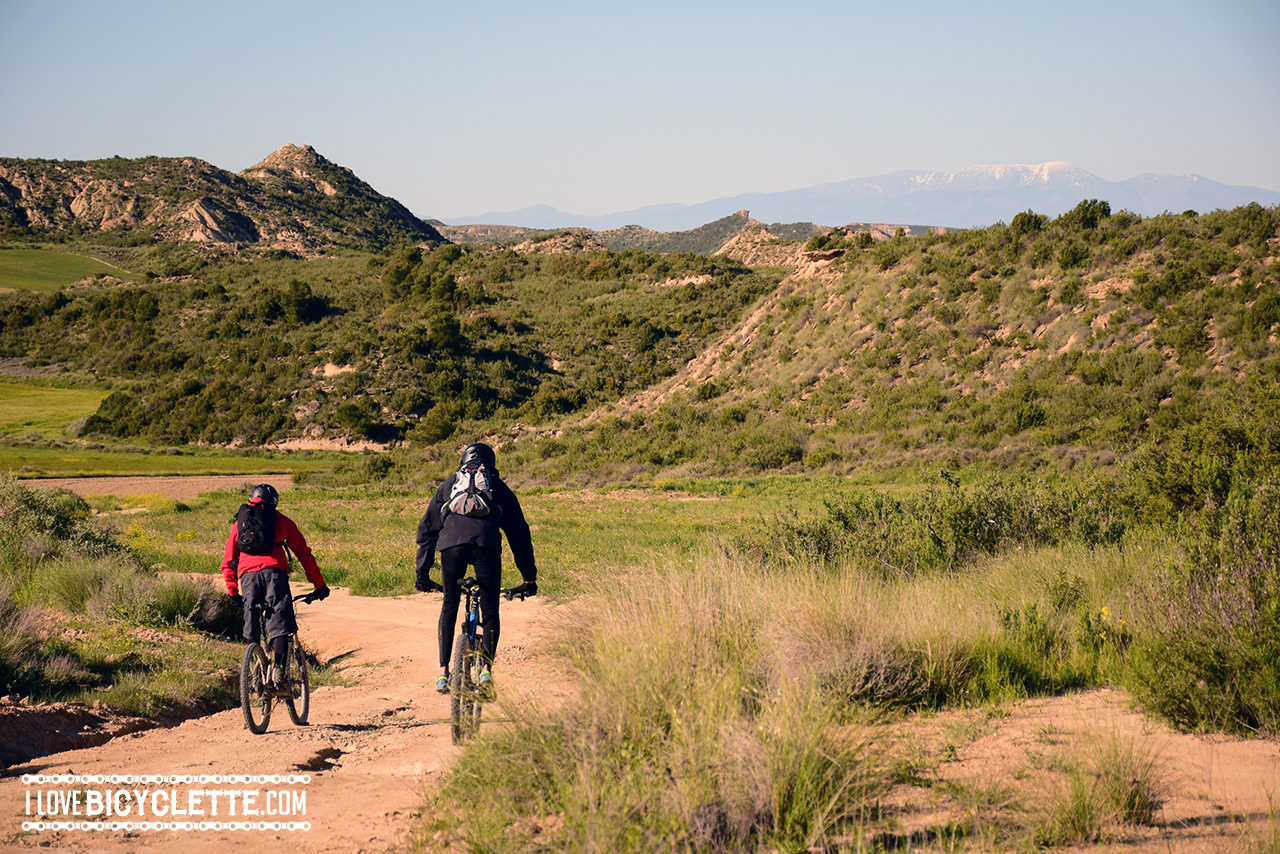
[415,474,537,584]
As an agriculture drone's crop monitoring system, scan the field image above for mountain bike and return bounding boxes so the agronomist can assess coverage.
[448,577,530,744]
[240,592,317,735]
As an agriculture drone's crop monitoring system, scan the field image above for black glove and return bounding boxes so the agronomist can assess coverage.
[507,580,537,599]
[230,593,244,608]
[416,577,444,593]
[309,585,330,602]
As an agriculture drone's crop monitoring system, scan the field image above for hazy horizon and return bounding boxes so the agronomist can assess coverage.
[2,0,1277,222]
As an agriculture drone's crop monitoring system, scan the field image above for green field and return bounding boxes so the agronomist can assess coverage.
[0,382,107,439]
[112,477,850,592]
[0,444,339,479]
[0,381,343,478]
[0,248,139,291]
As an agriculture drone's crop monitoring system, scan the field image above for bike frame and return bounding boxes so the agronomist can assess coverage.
[447,576,528,744]
[240,592,312,734]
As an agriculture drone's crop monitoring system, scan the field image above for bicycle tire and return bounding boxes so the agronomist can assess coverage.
[285,638,310,726]
[240,643,272,734]
[464,635,485,734]
[449,633,481,744]
[468,637,485,730]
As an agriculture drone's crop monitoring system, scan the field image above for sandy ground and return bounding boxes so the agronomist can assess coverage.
[883,689,1280,851]
[6,477,569,854]
[0,584,567,854]
[6,477,1279,852]
[25,476,283,500]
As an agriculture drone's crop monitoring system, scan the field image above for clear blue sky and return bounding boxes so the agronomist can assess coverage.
[2,0,1277,220]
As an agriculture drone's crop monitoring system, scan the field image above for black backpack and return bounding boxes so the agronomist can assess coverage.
[235,502,277,555]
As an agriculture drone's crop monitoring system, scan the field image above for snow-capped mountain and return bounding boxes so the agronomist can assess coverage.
[446,163,1280,231]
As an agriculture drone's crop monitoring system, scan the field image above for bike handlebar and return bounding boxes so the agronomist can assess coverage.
[249,592,319,614]
[434,576,530,601]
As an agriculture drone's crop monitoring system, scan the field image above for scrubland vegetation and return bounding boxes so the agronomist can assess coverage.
[412,408,1278,849]
[2,191,1279,848]
[0,477,241,715]
[1,202,1277,485]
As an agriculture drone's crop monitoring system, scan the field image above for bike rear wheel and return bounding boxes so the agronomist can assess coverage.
[240,643,272,734]
[285,638,310,726]
[449,634,481,744]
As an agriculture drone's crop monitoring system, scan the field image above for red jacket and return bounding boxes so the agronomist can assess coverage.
[221,509,325,596]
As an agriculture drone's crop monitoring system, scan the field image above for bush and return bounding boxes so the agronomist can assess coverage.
[0,478,131,569]
[1059,240,1090,270]
[1127,471,1280,734]
[734,472,1129,575]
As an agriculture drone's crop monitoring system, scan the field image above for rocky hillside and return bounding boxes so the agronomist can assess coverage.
[436,210,936,258]
[0,145,443,253]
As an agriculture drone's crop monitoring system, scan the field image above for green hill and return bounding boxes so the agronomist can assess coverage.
[1,153,1276,487]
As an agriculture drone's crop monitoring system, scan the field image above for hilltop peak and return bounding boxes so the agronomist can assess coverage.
[244,143,333,176]
[0,147,440,252]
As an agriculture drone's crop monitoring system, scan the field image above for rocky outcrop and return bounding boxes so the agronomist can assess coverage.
[0,146,443,253]
[173,198,260,243]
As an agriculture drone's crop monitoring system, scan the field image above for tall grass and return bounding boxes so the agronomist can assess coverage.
[0,477,241,708]
[1033,732,1166,846]
[419,535,1172,851]
[421,557,891,853]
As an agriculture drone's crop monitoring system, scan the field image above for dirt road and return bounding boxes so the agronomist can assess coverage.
[1,584,565,854]
[25,476,280,500]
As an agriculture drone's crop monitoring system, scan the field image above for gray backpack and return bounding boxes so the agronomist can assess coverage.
[444,463,495,518]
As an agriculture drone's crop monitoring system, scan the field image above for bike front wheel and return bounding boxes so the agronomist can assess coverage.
[285,638,310,726]
[449,634,481,744]
[240,643,272,734]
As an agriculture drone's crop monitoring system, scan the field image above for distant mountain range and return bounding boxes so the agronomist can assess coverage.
[446,162,1280,231]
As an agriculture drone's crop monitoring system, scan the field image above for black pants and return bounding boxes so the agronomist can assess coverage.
[439,544,502,669]
[240,567,296,642]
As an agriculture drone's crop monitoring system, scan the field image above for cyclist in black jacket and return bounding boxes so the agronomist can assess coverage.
[415,442,538,694]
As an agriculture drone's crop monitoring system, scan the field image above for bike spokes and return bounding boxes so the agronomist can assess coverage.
[449,634,483,744]
[285,639,310,726]
[240,644,272,734]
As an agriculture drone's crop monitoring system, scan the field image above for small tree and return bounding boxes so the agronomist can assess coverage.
[1061,199,1112,231]
[1011,209,1048,237]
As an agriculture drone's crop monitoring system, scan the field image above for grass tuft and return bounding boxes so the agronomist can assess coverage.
[1033,732,1166,846]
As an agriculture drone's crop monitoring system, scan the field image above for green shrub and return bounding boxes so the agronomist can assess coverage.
[0,477,131,571]
[1059,240,1090,270]
[735,472,1129,574]
[1127,471,1280,734]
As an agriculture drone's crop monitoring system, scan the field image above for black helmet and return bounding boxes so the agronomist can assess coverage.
[250,483,279,509]
[459,442,496,470]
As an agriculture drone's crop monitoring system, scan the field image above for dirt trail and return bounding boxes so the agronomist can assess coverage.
[25,475,279,499]
[888,688,1280,851]
[0,585,566,854]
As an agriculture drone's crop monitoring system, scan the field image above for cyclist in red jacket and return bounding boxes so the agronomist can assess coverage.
[222,483,328,692]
